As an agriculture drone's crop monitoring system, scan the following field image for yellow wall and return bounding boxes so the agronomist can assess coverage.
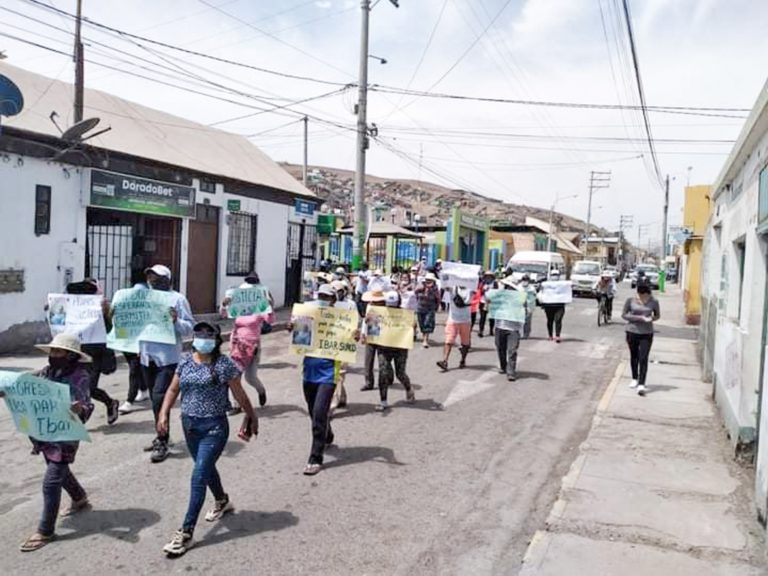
[684,239,703,323]
[684,185,713,236]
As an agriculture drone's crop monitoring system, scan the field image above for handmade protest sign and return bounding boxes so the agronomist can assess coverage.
[0,371,90,442]
[364,307,415,349]
[440,261,481,291]
[289,304,358,363]
[47,294,106,344]
[226,286,272,318]
[107,288,177,353]
[538,281,573,305]
[487,289,527,323]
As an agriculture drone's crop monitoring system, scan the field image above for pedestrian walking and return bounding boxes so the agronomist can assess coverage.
[7,333,94,553]
[622,284,661,396]
[137,264,195,463]
[221,272,274,413]
[415,272,441,348]
[360,289,386,391]
[477,270,497,337]
[436,286,472,371]
[374,291,416,411]
[487,278,528,381]
[158,322,257,557]
[520,275,537,339]
[539,269,568,342]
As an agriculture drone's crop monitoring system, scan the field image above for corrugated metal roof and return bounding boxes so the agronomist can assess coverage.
[0,62,314,198]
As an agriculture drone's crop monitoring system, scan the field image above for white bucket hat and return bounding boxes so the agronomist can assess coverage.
[35,333,93,363]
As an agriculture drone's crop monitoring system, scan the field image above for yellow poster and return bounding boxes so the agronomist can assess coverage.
[290,304,359,363]
[365,307,415,350]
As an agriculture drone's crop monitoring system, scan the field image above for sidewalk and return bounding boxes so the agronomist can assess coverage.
[519,286,768,576]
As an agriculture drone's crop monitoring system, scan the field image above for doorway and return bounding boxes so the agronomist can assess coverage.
[186,204,220,313]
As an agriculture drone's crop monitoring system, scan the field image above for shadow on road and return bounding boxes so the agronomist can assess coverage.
[645,384,679,395]
[259,361,296,370]
[96,420,152,435]
[194,510,299,550]
[323,445,405,470]
[58,508,161,543]
[257,403,307,419]
[516,371,550,381]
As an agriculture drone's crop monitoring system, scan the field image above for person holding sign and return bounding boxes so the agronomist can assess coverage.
[538,269,571,343]
[137,265,195,464]
[436,286,473,372]
[1,333,95,553]
[415,273,441,348]
[487,278,528,381]
[157,322,257,557]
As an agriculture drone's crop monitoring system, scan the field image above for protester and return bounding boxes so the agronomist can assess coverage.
[415,272,441,348]
[158,322,257,557]
[477,270,498,337]
[138,264,195,463]
[622,284,661,396]
[437,286,472,371]
[62,278,120,425]
[372,291,416,411]
[330,280,356,412]
[520,275,537,339]
[5,333,94,552]
[333,266,352,293]
[489,278,527,381]
[288,284,344,475]
[360,289,386,391]
[118,352,150,414]
[470,277,483,331]
[368,268,392,292]
[221,272,274,413]
[354,261,371,317]
[539,269,567,343]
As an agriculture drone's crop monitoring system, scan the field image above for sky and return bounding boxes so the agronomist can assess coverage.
[2,0,767,251]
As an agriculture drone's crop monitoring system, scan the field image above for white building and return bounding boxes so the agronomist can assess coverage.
[0,62,318,353]
[700,77,768,522]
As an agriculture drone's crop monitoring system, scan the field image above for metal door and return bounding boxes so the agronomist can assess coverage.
[186,204,220,313]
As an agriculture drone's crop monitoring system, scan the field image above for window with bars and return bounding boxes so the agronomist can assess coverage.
[35,185,51,236]
[226,212,257,276]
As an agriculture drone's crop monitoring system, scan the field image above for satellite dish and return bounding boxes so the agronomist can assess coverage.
[0,74,24,117]
[62,117,101,141]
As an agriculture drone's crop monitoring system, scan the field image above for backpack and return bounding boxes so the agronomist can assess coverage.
[452,289,468,308]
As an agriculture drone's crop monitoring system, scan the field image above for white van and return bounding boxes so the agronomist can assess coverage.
[506,251,565,282]
[570,260,603,295]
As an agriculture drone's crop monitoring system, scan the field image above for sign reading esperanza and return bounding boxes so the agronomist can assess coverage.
[90,169,196,218]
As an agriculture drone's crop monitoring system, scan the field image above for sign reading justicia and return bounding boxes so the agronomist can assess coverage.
[89,169,196,218]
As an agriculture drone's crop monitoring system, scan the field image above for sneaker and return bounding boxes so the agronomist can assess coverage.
[258,391,267,407]
[150,441,169,463]
[422,341,430,349]
[406,389,416,403]
[436,360,448,372]
[637,384,647,396]
[107,399,120,426]
[478,332,484,338]
[498,368,506,374]
[135,390,150,403]
[375,401,389,412]
[507,374,517,382]
[629,379,639,389]
[163,529,193,557]
[118,401,137,415]
[458,360,466,369]
[143,438,160,453]
[204,496,234,522]
[555,337,561,343]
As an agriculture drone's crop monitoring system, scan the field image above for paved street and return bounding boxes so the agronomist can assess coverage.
[0,288,646,574]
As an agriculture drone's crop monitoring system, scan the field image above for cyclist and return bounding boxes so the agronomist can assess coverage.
[594,271,617,321]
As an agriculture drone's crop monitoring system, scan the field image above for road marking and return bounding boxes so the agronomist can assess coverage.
[443,370,499,407]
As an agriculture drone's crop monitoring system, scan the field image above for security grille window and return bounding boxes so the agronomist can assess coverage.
[34,185,51,236]
[226,212,257,276]
[200,180,216,194]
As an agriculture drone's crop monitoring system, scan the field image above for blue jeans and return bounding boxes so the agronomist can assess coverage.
[181,415,229,532]
[39,459,86,536]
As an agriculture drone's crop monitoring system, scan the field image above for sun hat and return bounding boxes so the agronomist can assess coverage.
[425,272,437,282]
[384,291,400,307]
[362,289,387,303]
[36,333,92,363]
[335,266,346,275]
[330,280,348,291]
[317,284,336,297]
[144,264,172,279]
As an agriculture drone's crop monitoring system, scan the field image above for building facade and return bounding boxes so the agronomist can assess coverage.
[681,185,713,325]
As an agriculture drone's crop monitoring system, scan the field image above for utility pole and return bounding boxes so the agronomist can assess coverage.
[584,170,611,255]
[302,116,308,187]
[661,174,670,261]
[619,214,634,267]
[73,0,84,123]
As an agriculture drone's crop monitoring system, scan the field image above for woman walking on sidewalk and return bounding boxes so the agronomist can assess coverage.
[157,322,257,557]
[622,284,661,396]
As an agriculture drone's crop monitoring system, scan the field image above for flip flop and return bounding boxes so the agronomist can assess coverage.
[20,533,54,552]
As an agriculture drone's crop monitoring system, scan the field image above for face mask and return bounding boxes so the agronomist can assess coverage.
[49,353,78,372]
[193,338,216,354]
[522,281,529,288]
[317,298,332,308]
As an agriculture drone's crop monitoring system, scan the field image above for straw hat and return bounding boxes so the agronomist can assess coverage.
[424,272,437,282]
[35,333,92,363]
[362,289,387,303]
[317,284,336,297]
[330,280,348,292]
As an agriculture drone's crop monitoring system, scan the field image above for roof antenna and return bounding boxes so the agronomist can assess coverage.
[50,111,111,143]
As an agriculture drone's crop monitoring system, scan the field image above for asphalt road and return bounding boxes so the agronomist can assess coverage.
[0,287,631,575]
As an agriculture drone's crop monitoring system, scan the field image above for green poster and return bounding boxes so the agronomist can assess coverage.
[487,289,527,323]
[227,286,272,318]
[107,288,178,352]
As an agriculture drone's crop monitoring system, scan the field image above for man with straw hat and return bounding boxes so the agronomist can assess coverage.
[2,333,95,552]
[414,272,441,348]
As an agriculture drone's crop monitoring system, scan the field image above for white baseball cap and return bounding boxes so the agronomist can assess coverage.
[385,291,400,307]
[144,264,172,279]
[317,284,336,297]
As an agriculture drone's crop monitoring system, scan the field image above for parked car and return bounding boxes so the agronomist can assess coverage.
[570,260,603,296]
[506,251,566,283]
[631,264,660,289]
[603,265,619,280]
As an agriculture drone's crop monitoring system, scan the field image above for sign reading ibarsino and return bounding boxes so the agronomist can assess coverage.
[90,169,196,218]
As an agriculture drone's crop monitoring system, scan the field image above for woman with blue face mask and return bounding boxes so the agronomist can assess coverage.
[157,322,258,557]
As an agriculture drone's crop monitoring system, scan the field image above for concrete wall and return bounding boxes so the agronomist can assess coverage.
[0,155,87,352]
[683,239,703,323]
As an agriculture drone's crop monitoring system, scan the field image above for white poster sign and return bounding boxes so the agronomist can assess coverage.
[47,294,107,344]
[440,262,481,291]
[538,281,573,305]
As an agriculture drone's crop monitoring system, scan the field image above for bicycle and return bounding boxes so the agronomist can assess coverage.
[596,293,610,327]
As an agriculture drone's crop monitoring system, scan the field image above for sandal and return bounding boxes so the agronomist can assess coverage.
[20,533,54,552]
[303,463,322,476]
[61,497,91,517]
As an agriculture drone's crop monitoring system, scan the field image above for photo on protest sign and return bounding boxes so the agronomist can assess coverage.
[290,304,358,363]
[47,294,107,344]
[0,371,91,443]
[439,261,482,291]
[365,307,415,350]
[226,286,272,318]
[487,289,527,323]
[107,288,178,353]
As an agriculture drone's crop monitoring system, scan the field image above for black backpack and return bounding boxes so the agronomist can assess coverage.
[452,290,468,308]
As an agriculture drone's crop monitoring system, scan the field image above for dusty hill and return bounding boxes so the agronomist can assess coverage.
[281,163,605,235]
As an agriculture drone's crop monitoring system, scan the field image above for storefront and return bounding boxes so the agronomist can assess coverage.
[446,208,489,267]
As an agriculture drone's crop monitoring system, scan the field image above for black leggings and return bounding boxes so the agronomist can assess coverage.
[544,305,565,337]
[479,306,495,334]
[626,333,653,385]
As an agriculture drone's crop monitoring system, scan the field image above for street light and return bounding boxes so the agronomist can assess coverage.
[369,54,387,65]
